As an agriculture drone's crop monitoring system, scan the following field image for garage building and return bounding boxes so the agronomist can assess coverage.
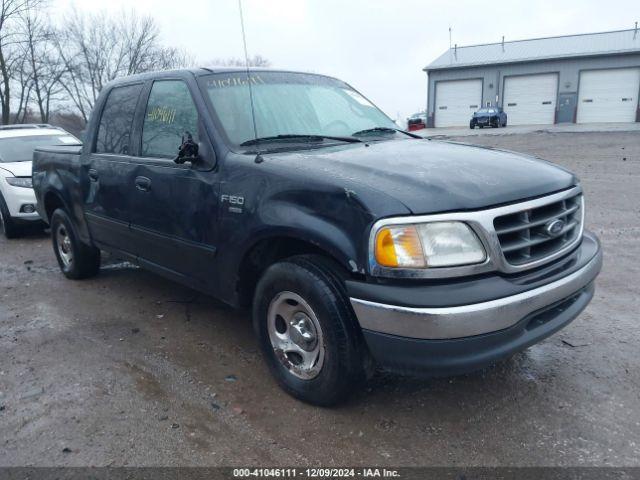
[424,27,640,128]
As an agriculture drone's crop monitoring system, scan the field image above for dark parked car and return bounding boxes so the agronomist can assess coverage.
[32,68,601,405]
[407,112,427,131]
[470,107,507,129]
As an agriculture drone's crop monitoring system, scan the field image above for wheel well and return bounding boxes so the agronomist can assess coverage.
[43,191,65,222]
[236,236,353,308]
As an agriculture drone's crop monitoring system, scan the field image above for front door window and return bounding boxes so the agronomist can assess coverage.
[141,80,199,159]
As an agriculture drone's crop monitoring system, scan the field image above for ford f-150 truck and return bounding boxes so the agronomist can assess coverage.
[33,68,602,405]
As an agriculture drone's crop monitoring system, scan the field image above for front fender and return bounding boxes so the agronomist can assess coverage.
[240,224,360,276]
[212,154,412,305]
[213,188,379,305]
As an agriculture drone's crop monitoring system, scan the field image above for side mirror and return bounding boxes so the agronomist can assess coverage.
[174,132,199,165]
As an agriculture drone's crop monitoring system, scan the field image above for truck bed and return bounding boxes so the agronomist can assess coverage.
[32,145,84,227]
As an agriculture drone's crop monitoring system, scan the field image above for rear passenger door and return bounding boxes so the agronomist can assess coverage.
[129,78,220,289]
[84,83,143,256]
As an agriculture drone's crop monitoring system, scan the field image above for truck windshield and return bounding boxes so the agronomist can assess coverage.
[0,134,79,162]
[200,71,398,148]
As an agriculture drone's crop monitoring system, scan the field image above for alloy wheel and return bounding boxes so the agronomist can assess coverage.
[56,224,73,267]
[267,291,325,380]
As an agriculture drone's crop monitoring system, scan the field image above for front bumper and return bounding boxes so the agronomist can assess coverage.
[348,232,602,375]
[474,116,494,125]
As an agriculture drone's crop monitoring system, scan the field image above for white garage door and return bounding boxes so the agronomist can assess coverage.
[577,68,640,123]
[435,79,482,127]
[503,74,558,125]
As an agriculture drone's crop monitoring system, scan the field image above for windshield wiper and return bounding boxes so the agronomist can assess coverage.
[352,127,421,139]
[240,134,362,147]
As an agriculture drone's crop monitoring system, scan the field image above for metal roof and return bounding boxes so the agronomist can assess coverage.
[425,27,640,71]
[0,123,59,130]
[0,127,70,139]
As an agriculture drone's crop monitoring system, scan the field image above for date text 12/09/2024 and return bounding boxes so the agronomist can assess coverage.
[232,468,400,478]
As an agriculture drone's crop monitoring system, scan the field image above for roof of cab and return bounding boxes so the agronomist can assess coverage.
[104,67,343,89]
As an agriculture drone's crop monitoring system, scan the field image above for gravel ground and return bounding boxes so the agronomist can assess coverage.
[419,121,640,139]
[0,131,639,467]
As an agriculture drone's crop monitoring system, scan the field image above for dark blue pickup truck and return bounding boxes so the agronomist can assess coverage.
[32,68,602,405]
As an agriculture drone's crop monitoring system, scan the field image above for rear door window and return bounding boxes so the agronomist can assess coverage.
[94,83,143,155]
[141,80,199,159]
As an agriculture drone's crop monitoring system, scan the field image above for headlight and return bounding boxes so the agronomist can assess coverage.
[6,177,33,188]
[374,221,486,269]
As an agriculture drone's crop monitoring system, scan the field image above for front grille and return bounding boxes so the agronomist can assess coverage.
[494,193,583,266]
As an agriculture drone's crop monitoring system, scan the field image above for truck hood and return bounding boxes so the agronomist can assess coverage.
[0,161,32,177]
[267,139,577,214]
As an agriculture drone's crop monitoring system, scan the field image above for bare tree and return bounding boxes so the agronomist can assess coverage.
[0,0,42,124]
[11,48,32,122]
[207,54,271,68]
[19,7,63,122]
[56,9,192,122]
[3,4,242,127]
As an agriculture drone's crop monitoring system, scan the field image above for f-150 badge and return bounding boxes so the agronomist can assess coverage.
[221,194,245,214]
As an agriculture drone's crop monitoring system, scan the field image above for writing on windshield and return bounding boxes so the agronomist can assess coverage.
[200,71,397,148]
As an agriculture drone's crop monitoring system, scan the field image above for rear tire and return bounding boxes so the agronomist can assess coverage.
[50,208,101,279]
[0,193,22,239]
[253,255,366,406]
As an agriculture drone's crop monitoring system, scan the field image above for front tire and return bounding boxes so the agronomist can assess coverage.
[253,255,366,406]
[0,193,22,239]
[50,208,101,279]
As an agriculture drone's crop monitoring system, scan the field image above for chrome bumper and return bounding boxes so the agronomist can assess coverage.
[350,246,602,340]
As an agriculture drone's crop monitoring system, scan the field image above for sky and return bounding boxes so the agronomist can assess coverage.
[51,0,638,121]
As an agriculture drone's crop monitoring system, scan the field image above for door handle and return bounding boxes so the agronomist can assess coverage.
[88,169,99,182]
[135,176,151,192]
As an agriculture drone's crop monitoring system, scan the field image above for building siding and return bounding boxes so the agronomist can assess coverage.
[425,53,640,127]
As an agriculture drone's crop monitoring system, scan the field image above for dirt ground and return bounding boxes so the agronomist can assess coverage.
[1,131,639,467]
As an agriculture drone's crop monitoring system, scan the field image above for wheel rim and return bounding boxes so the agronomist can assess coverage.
[267,291,325,380]
[56,224,73,267]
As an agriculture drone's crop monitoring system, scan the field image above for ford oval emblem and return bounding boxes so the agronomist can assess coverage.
[545,219,565,237]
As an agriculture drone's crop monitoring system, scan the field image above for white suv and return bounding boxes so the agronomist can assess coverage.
[0,124,80,238]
